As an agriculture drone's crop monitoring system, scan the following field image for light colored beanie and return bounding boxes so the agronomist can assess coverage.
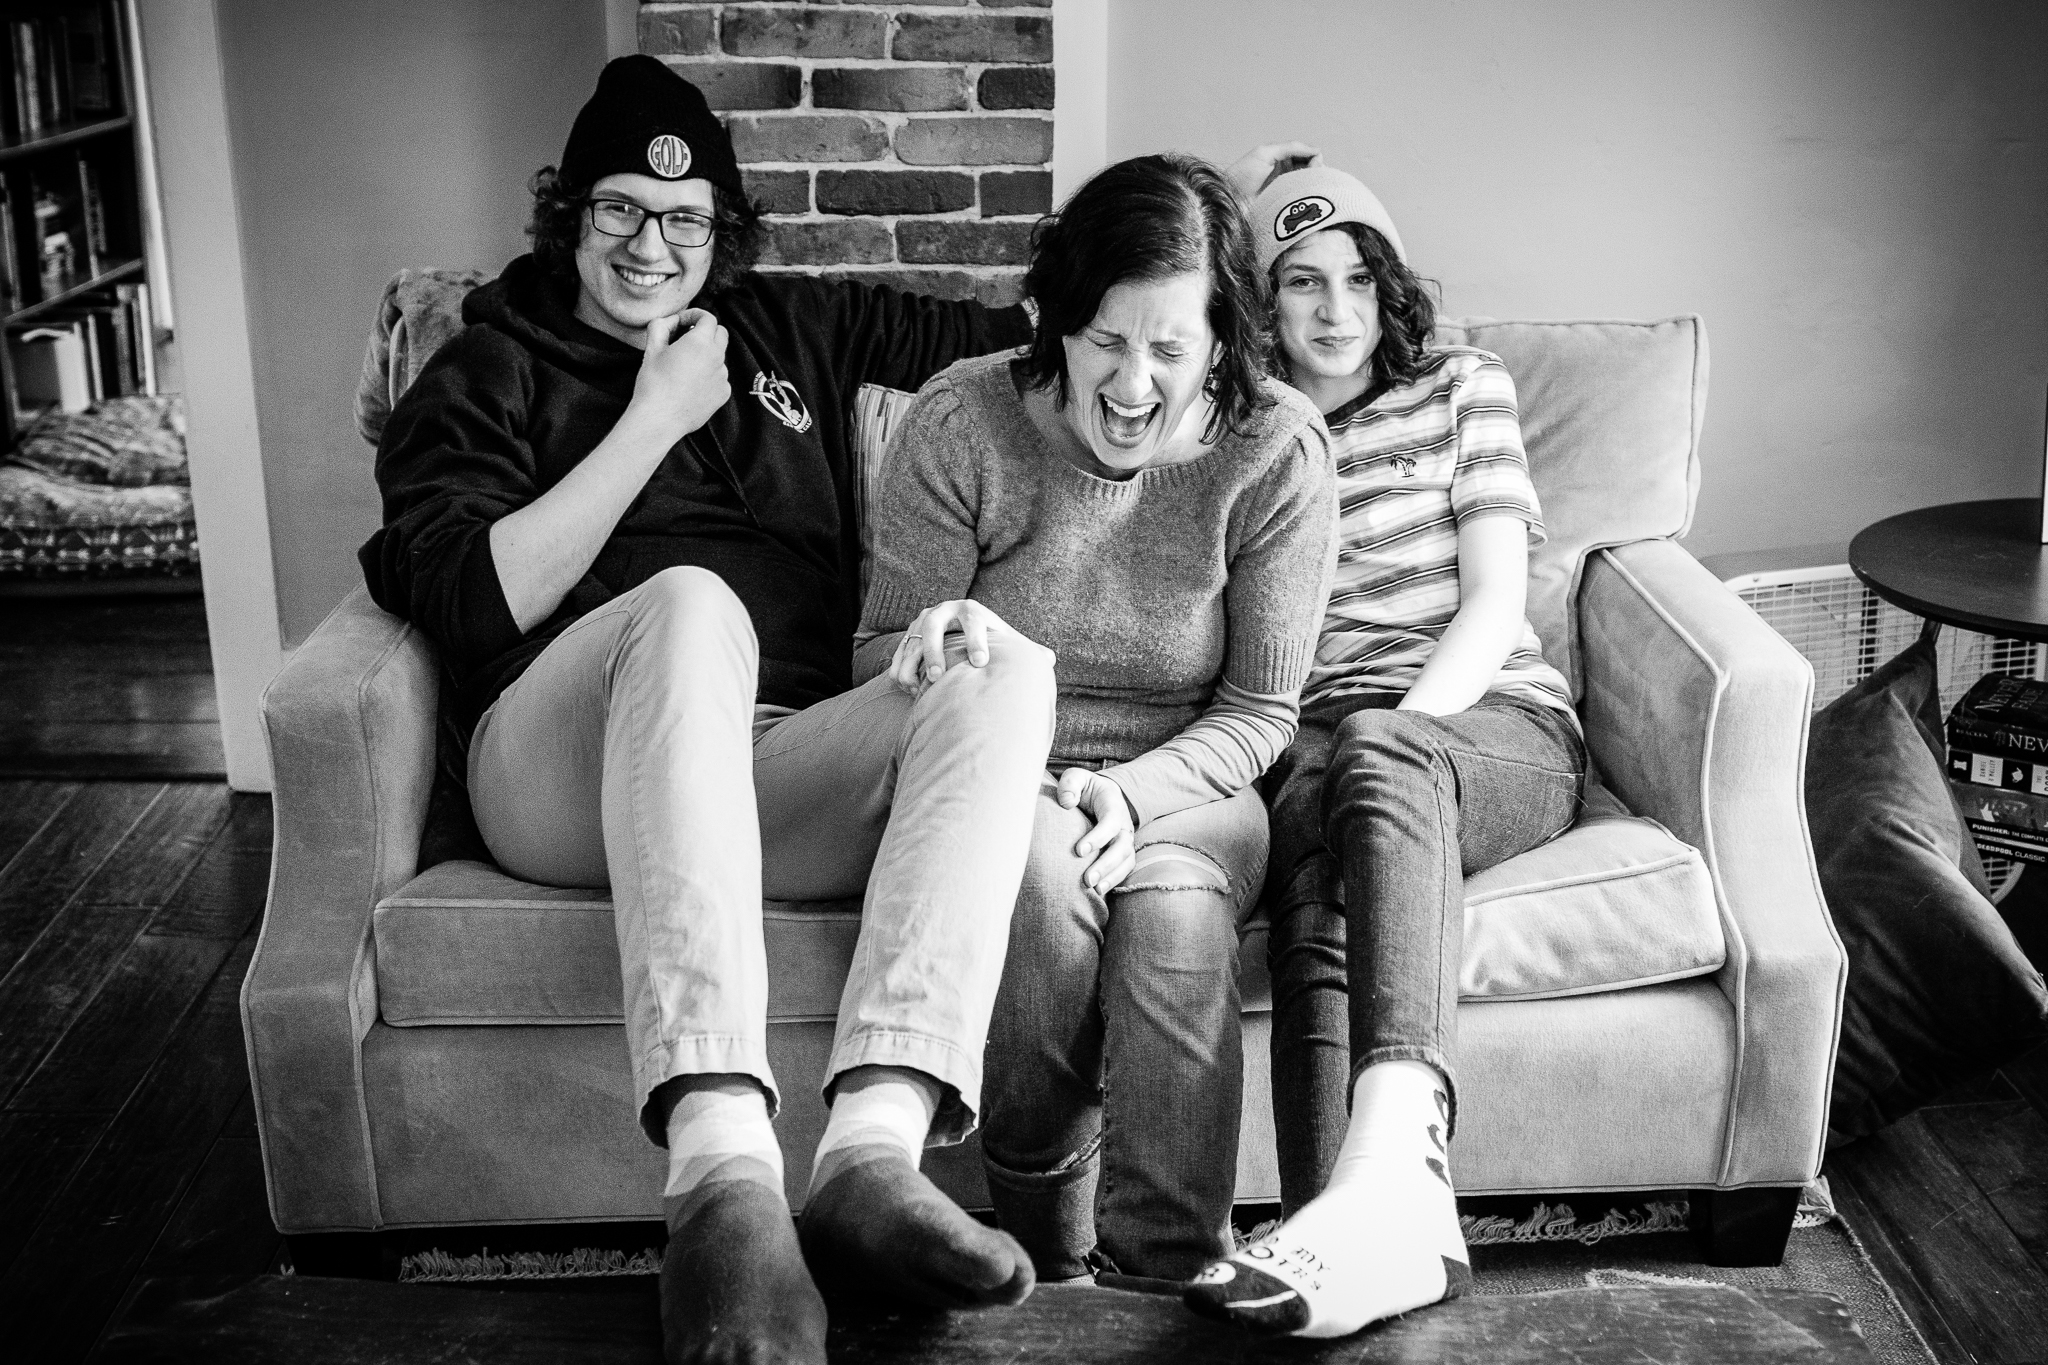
[1250,166,1406,274]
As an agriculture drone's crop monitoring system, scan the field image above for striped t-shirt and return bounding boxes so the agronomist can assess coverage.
[1304,347,1575,721]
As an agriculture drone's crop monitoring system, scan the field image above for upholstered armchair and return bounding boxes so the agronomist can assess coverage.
[244,277,1842,1268]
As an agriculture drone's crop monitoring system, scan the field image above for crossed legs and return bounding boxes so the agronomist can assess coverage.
[470,567,1056,1362]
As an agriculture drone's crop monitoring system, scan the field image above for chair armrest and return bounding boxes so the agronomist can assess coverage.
[1577,539,1845,1188]
[242,585,438,1231]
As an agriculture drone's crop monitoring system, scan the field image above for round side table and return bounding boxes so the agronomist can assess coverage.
[1848,498,2048,644]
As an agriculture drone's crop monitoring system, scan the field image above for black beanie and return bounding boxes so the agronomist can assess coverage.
[560,55,744,198]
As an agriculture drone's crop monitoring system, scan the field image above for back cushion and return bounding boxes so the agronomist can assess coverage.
[1434,316,1707,694]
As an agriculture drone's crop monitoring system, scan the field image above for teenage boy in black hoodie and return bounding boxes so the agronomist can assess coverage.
[363,57,1055,1365]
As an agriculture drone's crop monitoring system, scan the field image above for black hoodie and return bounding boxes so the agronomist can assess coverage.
[361,255,1029,730]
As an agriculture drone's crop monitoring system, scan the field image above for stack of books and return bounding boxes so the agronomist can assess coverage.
[1948,673,2048,867]
[7,279,154,416]
[4,5,120,143]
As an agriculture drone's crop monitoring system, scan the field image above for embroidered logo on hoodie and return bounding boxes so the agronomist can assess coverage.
[751,371,813,433]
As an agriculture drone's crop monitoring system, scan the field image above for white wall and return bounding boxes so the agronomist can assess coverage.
[215,0,613,646]
[1106,0,2048,561]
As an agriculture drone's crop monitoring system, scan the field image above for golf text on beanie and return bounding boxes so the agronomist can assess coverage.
[1250,166,1406,275]
[560,55,744,199]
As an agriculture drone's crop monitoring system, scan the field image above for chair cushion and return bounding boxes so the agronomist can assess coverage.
[373,814,1721,1025]
[1461,814,1722,1000]
[1433,316,1707,696]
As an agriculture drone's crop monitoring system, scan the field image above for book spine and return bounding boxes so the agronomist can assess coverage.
[0,175,16,314]
[75,158,104,275]
[13,22,40,139]
[1952,779,2048,834]
[67,4,111,113]
[1946,714,2048,762]
[130,281,154,394]
[1947,745,2048,795]
[1968,820,2048,867]
[39,17,70,128]
[106,292,134,395]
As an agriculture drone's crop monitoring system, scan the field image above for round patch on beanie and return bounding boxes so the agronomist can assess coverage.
[646,134,692,179]
[1274,195,1335,242]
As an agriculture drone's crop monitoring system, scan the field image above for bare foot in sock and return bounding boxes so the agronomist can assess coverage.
[1182,1061,1469,1339]
[800,1144,1036,1309]
[661,1175,828,1365]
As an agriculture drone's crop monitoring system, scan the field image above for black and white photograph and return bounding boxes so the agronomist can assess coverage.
[0,2,2044,1361]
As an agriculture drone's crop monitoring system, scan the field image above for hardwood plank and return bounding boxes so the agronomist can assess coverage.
[1828,1112,2048,1364]
[0,671,218,723]
[7,933,245,1116]
[1924,1100,2048,1280]
[0,783,162,974]
[0,1110,106,1271]
[0,780,80,874]
[0,724,227,781]
[2003,1044,2048,1121]
[93,1276,1878,1365]
[0,902,155,1103]
[1825,1152,1974,1365]
[149,794,272,940]
[0,937,251,1361]
[138,1137,281,1280]
[1922,1071,2025,1108]
[67,784,232,908]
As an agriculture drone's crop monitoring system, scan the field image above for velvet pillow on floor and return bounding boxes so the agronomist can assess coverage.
[1807,626,2048,1144]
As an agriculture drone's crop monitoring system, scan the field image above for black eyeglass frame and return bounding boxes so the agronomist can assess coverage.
[585,197,718,249]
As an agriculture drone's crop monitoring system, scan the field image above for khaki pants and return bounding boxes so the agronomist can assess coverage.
[468,566,1056,1143]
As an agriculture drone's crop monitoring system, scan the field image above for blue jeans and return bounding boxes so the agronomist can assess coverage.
[1263,691,1585,1213]
[981,781,1268,1281]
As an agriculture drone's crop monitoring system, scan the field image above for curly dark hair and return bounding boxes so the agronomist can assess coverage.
[1269,221,1439,392]
[526,165,764,294]
[1018,153,1268,440]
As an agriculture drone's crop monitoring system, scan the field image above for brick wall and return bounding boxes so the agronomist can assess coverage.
[639,1,1053,306]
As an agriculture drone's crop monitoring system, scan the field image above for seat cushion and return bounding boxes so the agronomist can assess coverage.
[374,813,1721,1025]
[1461,814,1723,1001]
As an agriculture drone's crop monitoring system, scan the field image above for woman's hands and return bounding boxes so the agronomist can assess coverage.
[1223,142,1324,200]
[889,599,1018,692]
[1057,767,1137,893]
[629,308,730,441]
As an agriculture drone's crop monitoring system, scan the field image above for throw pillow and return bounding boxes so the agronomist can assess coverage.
[1807,625,2048,1144]
[9,395,187,488]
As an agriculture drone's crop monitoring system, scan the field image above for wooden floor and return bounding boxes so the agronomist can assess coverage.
[0,779,2042,1361]
[0,604,2043,1361]
[0,593,225,780]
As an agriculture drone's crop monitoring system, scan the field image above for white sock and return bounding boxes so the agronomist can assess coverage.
[1185,1060,1469,1337]
[808,1067,937,1192]
[662,1081,785,1209]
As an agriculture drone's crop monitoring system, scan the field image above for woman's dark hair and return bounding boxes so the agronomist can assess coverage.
[1020,153,1268,438]
[1271,221,1439,391]
[526,165,763,294]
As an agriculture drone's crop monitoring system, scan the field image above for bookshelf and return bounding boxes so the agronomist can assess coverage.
[0,0,157,453]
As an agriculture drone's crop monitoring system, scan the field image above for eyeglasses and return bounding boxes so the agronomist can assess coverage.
[586,198,716,249]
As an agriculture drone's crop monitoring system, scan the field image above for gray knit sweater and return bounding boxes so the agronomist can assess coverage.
[855,352,1336,824]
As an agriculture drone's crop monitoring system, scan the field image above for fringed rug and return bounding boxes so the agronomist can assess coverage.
[395,1180,1927,1364]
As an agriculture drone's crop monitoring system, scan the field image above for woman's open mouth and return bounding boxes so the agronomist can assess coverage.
[1099,394,1159,449]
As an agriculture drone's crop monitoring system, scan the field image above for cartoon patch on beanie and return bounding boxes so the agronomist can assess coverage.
[1275,196,1335,242]
[646,134,692,179]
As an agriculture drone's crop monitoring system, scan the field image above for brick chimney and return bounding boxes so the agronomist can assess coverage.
[640,2,1055,306]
